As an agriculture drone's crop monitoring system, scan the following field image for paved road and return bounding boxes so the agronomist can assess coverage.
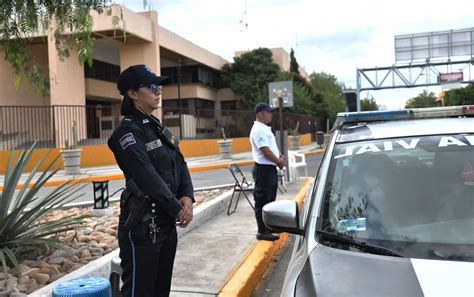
[252,236,295,297]
[12,153,323,207]
[251,153,323,296]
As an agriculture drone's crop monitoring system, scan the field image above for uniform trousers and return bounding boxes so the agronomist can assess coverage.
[118,216,177,297]
[252,163,278,233]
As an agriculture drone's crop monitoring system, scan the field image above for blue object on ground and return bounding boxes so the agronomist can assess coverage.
[52,276,111,297]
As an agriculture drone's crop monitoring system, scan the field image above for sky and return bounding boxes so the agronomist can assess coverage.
[120,0,474,109]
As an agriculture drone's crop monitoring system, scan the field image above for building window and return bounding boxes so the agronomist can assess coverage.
[221,101,237,110]
[162,98,214,118]
[195,99,214,118]
[162,99,190,115]
[84,60,120,83]
[161,65,221,88]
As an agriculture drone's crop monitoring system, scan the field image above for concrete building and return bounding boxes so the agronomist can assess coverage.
[0,5,298,149]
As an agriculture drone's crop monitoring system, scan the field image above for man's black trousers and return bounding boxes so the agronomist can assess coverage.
[118,218,177,297]
[252,163,278,234]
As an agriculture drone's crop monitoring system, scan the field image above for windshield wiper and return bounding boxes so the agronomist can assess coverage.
[316,229,403,257]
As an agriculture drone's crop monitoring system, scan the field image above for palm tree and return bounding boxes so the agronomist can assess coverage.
[0,142,87,272]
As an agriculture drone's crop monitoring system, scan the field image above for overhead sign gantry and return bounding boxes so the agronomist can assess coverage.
[345,27,474,111]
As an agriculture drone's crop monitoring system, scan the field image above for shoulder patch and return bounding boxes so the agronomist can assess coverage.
[120,132,136,150]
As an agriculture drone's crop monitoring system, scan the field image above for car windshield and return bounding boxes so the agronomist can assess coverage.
[320,133,474,261]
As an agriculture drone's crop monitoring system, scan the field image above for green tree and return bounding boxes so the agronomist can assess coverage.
[361,96,379,111]
[0,1,126,96]
[221,48,280,110]
[0,143,86,273]
[290,48,299,74]
[309,72,345,124]
[405,90,437,108]
[444,83,474,106]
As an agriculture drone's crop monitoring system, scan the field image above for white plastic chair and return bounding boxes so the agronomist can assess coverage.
[289,152,308,180]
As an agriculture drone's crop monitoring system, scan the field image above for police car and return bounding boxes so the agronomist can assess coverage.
[263,106,474,296]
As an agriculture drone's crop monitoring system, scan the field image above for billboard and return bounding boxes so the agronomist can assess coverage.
[438,72,464,84]
[395,27,474,62]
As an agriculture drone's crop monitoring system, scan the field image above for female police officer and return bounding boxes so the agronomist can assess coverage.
[108,64,194,297]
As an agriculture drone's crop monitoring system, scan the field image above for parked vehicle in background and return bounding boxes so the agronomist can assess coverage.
[263,106,474,297]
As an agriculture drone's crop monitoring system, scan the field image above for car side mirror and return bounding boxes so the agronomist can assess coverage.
[263,200,304,235]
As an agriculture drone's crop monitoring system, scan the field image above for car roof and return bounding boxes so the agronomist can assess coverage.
[337,117,474,143]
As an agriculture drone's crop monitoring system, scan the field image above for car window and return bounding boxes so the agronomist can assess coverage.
[319,133,474,261]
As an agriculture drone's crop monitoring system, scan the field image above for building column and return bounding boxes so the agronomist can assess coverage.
[47,27,87,147]
[119,11,162,118]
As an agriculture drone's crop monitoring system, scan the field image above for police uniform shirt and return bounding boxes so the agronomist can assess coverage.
[250,121,280,166]
[108,108,194,218]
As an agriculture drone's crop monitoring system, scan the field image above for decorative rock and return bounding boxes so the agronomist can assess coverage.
[68,255,80,262]
[49,272,66,283]
[90,247,104,257]
[39,263,60,275]
[91,207,115,217]
[10,290,28,297]
[0,288,12,297]
[79,248,91,258]
[90,231,103,237]
[94,224,106,232]
[30,272,50,285]
[66,230,76,236]
[79,256,93,263]
[9,264,30,277]
[59,234,75,242]
[6,276,18,290]
[83,227,94,235]
[18,275,29,285]
[102,236,115,244]
[21,260,35,267]
[68,264,84,273]
[48,257,66,265]
[17,278,37,294]
[48,249,72,260]
[105,227,117,236]
[96,243,108,249]
[77,235,92,242]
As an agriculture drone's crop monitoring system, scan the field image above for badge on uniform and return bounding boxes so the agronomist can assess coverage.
[120,132,136,150]
[145,139,162,151]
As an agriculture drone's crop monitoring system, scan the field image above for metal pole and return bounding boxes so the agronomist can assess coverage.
[278,96,284,156]
[278,96,289,180]
[356,68,361,112]
[178,59,182,139]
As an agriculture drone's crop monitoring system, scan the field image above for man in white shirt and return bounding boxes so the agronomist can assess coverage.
[250,102,285,241]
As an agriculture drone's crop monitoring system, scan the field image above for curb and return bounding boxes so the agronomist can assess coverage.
[188,159,254,172]
[303,148,325,156]
[218,177,313,297]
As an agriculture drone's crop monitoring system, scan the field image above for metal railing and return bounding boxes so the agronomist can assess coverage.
[0,105,324,150]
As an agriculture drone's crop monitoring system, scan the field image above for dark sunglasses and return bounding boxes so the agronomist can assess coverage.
[137,84,162,93]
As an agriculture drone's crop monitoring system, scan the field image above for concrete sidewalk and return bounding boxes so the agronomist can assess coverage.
[170,178,312,296]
